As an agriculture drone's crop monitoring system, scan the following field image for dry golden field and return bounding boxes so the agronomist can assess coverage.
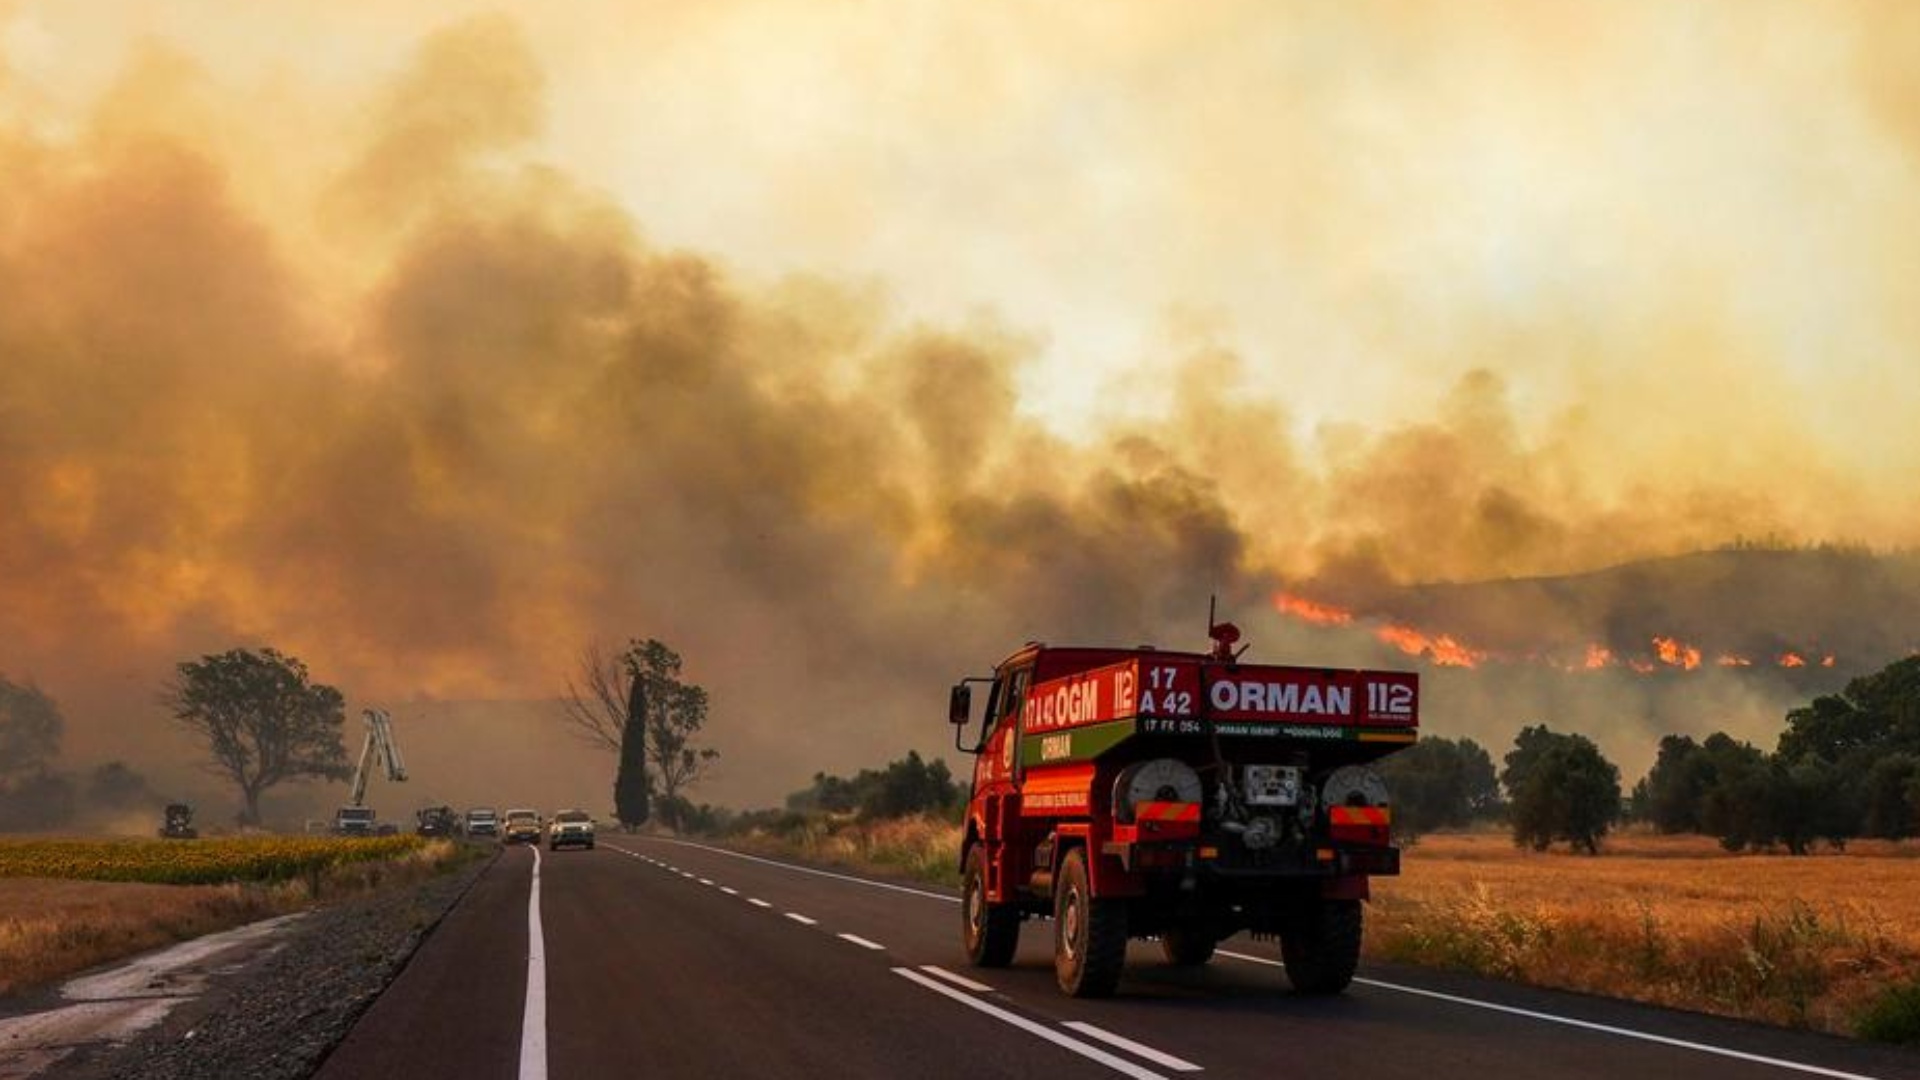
[1372,831,1920,1036]
[0,878,285,996]
[0,836,466,998]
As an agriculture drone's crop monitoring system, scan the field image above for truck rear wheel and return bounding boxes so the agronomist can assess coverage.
[1160,924,1216,967]
[1054,848,1127,997]
[1281,899,1362,994]
[963,846,1020,968]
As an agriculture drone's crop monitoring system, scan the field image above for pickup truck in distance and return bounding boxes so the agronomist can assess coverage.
[503,808,542,845]
[949,622,1417,998]
[465,807,499,838]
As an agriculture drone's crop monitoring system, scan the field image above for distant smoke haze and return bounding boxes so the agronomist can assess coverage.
[3,8,1919,815]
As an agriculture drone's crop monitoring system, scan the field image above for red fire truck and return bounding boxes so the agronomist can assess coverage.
[948,622,1418,997]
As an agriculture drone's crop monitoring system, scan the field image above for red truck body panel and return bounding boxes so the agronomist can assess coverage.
[967,645,1418,905]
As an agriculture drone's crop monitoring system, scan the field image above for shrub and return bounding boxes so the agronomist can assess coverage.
[1857,979,1920,1044]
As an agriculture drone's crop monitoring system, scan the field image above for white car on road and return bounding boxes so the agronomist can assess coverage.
[548,809,596,851]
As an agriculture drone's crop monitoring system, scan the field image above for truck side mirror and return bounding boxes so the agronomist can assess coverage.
[948,684,972,727]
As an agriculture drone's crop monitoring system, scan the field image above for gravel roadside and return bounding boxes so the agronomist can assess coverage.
[61,848,498,1080]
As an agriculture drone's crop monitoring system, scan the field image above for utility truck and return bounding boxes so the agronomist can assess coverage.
[333,708,407,836]
[948,620,1418,997]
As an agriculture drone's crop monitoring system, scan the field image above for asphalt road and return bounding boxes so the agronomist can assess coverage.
[315,838,1920,1080]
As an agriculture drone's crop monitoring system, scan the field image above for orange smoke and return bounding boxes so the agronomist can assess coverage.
[1273,593,1355,627]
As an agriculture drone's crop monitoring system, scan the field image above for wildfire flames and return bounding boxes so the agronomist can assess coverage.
[1373,625,1486,669]
[1652,635,1702,671]
[1274,594,1355,627]
[1272,592,1838,675]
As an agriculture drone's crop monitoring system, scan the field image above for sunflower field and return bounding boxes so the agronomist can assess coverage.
[0,835,429,885]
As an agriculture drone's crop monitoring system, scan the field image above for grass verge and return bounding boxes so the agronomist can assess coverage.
[724,813,961,887]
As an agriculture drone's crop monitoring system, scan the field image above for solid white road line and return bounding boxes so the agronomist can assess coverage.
[918,965,994,993]
[784,912,819,926]
[1214,950,1886,1080]
[1062,1022,1203,1073]
[891,969,1172,1080]
[837,933,886,951]
[748,898,773,908]
[640,837,960,903]
[518,845,547,1080]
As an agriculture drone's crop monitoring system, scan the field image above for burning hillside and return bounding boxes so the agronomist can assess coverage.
[1272,548,1914,682]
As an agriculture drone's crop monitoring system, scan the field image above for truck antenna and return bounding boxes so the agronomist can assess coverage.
[1206,595,1246,661]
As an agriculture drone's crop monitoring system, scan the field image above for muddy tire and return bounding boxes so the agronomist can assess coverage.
[1281,899,1362,994]
[1054,848,1127,997]
[963,846,1020,968]
[1160,923,1216,967]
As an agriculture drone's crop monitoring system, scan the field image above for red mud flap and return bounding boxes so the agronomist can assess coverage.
[1113,800,1201,844]
[1328,804,1391,846]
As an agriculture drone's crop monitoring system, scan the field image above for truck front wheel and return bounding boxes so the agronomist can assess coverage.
[963,846,1020,968]
[1280,899,1362,994]
[1054,848,1127,997]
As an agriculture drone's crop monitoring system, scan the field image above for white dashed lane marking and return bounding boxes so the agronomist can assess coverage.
[891,968,1172,1080]
[919,965,993,993]
[1063,1022,1203,1073]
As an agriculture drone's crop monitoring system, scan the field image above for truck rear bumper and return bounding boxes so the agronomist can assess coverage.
[1103,839,1400,879]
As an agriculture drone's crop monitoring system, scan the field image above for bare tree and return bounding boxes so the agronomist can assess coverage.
[561,638,717,830]
[560,641,630,753]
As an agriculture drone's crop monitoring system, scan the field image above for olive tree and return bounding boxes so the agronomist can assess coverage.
[165,648,352,826]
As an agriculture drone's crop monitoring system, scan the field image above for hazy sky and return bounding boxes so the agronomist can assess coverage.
[3,2,1918,809]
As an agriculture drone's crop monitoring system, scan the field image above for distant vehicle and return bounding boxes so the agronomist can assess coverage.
[503,808,542,845]
[465,807,499,838]
[159,803,198,840]
[334,806,376,837]
[415,805,459,837]
[548,810,595,851]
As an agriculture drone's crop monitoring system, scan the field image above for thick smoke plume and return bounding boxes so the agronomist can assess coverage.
[3,10,1917,812]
